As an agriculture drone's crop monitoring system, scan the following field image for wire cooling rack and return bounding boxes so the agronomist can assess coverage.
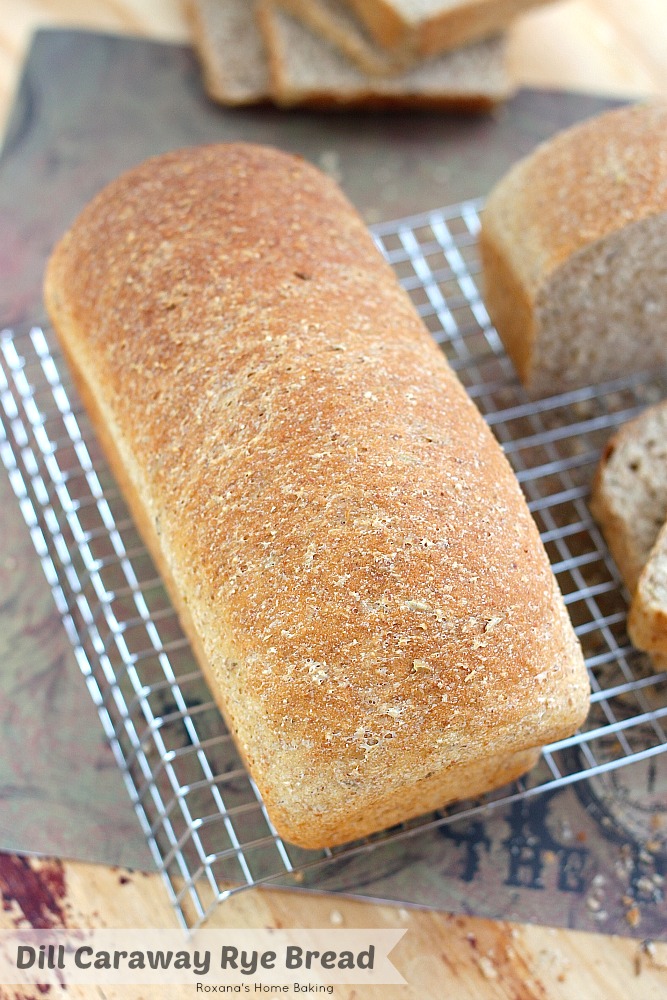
[1,198,667,929]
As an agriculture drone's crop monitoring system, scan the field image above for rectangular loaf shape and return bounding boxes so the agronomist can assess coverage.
[43,144,589,848]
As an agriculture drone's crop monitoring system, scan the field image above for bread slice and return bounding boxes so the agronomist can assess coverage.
[342,0,555,57]
[187,0,269,105]
[629,521,667,656]
[44,143,589,848]
[271,0,417,76]
[590,401,667,597]
[480,101,667,397]
[591,401,667,671]
[187,0,513,111]
[259,3,513,110]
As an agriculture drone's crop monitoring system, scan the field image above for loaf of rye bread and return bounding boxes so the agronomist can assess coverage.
[43,144,589,848]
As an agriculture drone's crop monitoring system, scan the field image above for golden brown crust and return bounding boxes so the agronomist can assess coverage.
[44,143,589,848]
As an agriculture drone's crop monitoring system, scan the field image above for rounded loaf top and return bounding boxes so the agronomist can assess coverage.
[44,142,590,847]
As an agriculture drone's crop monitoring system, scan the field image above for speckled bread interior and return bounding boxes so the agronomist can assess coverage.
[43,143,589,849]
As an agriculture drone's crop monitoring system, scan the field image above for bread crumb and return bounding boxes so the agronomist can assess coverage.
[381,705,402,718]
[476,955,498,980]
[404,599,431,612]
[412,659,432,672]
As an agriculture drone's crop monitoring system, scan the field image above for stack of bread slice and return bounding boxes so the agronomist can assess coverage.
[187,0,554,112]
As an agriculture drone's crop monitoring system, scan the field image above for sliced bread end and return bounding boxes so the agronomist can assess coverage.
[629,521,667,656]
[188,0,270,106]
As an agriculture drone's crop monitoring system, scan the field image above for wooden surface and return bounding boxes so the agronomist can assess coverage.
[0,3,666,999]
[1,854,667,1000]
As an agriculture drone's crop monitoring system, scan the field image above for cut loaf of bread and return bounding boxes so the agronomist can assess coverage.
[259,3,513,110]
[342,0,555,57]
[480,101,667,397]
[44,143,589,848]
[590,400,667,596]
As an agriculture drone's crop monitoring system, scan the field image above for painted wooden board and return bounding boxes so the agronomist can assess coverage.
[1,852,667,999]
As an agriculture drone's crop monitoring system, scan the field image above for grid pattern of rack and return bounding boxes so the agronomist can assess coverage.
[1,198,666,929]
